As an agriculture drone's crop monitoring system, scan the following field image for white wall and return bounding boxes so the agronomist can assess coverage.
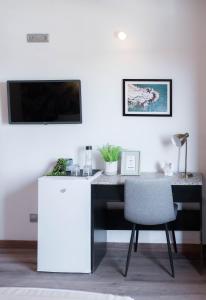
[0,0,205,241]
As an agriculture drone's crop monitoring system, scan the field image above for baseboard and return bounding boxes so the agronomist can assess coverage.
[0,240,37,249]
[0,240,205,255]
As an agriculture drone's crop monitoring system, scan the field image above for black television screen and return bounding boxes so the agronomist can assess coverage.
[7,80,82,124]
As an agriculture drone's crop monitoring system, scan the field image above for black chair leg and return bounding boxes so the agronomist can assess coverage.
[171,228,177,254]
[134,226,139,252]
[165,223,175,278]
[124,223,135,277]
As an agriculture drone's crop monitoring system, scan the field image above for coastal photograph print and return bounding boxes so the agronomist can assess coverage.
[123,79,172,116]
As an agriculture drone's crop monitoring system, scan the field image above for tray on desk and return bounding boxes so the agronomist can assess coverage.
[66,169,100,177]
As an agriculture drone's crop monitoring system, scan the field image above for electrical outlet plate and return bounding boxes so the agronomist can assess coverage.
[27,34,49,43]
[30,213,38,223]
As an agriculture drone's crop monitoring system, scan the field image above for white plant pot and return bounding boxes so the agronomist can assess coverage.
[105,161,118,176]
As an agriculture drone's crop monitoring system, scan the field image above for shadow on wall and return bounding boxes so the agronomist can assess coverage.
[2,158,54,240]
[159,135,181,173]
[0,82,9,124]
[0,81,39,241]
[3,180,38,240]
[196,11,206,244]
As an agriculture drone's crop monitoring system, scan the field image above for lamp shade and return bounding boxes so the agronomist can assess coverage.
[172,133,189,147]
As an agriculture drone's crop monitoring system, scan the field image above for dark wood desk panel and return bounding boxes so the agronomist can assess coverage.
[172,185,202,203]
[92,184,201,231]
[91,186,107,272]
[91,173,203,272]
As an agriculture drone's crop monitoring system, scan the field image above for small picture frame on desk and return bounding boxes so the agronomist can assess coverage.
[121,150,140,176]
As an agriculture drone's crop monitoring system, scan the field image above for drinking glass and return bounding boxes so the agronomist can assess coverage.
[83,165,92,177]
[71,164,80,176]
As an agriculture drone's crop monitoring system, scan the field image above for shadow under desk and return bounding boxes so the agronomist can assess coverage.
[91,172,203,272]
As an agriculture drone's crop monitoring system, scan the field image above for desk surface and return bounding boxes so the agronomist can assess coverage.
[92,172,203,186]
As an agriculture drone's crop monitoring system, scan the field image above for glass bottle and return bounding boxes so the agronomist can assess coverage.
[83,146,93,176]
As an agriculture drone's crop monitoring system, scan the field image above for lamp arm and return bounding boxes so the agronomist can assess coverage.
[185,139,187,177]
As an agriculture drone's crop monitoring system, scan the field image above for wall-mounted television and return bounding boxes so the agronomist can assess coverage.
[7,80,82,124]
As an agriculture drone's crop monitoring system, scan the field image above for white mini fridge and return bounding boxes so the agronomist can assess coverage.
[37,173,100,273]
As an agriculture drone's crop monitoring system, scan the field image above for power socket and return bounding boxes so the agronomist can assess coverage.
[29,213,38,223]
[27,33,49,43]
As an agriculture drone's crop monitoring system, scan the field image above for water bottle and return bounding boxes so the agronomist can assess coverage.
[83,146,93,176]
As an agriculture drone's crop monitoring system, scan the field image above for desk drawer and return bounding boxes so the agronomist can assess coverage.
[93,185,202,203]
[172,185,202,203]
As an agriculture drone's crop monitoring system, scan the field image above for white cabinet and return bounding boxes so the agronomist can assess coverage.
[38,176,95,273]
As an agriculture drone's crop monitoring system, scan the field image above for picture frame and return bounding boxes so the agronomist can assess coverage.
[121,150,140,176]
[123,79,172,117]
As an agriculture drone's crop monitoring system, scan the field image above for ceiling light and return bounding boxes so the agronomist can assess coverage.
[117,31,127,40]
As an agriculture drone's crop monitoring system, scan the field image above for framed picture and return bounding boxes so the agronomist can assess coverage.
[121,150,140,176]
[123,79,172,117]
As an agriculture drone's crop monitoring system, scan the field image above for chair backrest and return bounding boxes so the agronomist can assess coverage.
[124,178,176,225]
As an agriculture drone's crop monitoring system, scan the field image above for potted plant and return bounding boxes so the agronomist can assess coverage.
[99,144,121,175]
[47,158,67,176]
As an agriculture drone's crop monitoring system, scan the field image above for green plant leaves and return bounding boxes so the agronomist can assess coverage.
[99,144,121,162]
[47,158,67,176]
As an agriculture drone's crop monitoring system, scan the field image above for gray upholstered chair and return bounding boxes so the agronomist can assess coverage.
[124,178,177,278]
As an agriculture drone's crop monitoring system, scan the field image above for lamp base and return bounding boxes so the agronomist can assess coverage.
[179,172,193,179]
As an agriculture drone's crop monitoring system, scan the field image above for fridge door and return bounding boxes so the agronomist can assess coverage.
[38,178,91,273]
